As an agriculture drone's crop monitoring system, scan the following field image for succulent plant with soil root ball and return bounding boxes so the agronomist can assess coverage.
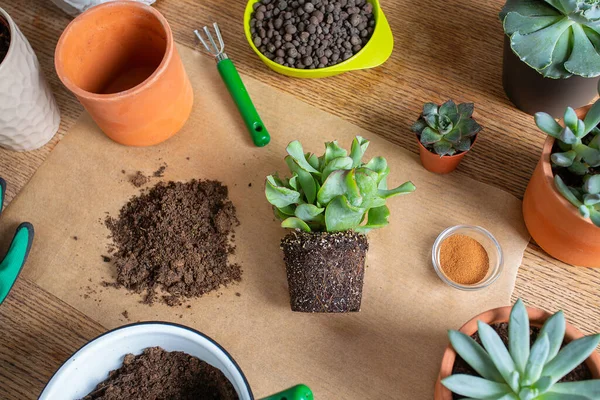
[535,101,600,227]
[500,0,600,79]
[265,136,416,233]
[411,100,482,157]
[443,299,600,399]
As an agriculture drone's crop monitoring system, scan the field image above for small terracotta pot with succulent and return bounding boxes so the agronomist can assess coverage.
[265,136,415,313]
[523,102,600,267]
[435,299,600,399]
[411,100,482,174]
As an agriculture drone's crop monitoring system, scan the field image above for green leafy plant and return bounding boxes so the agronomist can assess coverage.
[535,101,600,227]
[411,100,482,157]
[264,136,415,233]
[443,299,600,399]
[500,0,600,79]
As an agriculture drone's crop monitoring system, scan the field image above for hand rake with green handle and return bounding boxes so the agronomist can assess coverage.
[260,384,313,400]
[195,23,270,147]
[0,177,34,304]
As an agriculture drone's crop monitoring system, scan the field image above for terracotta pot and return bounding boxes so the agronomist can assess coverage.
[434,305,600,399]
[0,7,60,151]
[55,1,193,146]
[416,135,476,174]
[523,106,600,267]
[502,36,600,118]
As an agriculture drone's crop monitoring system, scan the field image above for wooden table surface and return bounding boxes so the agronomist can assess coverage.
[0,0,599,398]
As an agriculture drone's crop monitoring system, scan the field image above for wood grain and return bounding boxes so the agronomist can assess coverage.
[0,0,599,397]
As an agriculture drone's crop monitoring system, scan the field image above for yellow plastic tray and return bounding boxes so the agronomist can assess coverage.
[243,0,394,78]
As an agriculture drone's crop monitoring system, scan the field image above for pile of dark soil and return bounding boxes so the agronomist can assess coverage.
[451,322,592,400]
[105,180,241,305]
[281,230,368,313]
[250,0,375,69]
[0,18,10,65]
[81,347,239,400]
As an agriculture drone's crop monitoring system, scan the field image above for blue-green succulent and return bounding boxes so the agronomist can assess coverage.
[500,0,600,78]
[265,137,415,233]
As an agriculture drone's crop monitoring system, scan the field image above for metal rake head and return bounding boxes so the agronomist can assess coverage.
[194,23,226,60]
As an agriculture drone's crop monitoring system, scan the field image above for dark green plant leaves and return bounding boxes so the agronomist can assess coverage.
[295,204,324,222]
[535,112,563,137]
[286,141,320,174]
[324,196,365,232]
[350,136,369,167]
[265,176,300,208]
[433,140,455,157]
[281,217,311,232]
[355,206,390,233]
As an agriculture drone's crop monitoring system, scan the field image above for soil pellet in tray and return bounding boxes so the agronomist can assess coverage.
[104,180,241,305]
[81,347,239,400]
[451,323,592,400]
[250,0,375,69]
[439,234,489,285]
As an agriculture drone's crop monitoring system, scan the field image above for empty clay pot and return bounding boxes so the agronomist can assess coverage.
[0,7,60,151]
[416,135,476,174]
[502,36,600,118]
[522,105,600,267]
[434,305,600,399]
[55,1,193,146]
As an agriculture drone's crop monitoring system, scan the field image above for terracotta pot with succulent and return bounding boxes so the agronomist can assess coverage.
[435,299,600,399]
[523,102,600,267]
[411,100,482,174]
[265,136,415,313]
[500,0,600,117]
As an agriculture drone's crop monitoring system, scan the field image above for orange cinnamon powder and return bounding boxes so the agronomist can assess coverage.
[439,234,489,284]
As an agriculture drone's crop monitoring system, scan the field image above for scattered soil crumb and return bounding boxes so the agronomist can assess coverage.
[73,236,78,241]
[102,255,111,263]
[153,164,167,177]
[248,183,252,187]
[129,171,149,188]
[121,310,129,319]
[80,347,238,400]
[121,169,126,174]
[104,180,242,306]
[235,292,241,297]
[186,157,190,160]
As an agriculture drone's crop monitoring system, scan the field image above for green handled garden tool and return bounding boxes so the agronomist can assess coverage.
[194,23,270,147]
[0,177,34,304]
[260,384,313,400]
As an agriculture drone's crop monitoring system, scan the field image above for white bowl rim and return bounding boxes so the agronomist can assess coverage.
[39,321,255,399]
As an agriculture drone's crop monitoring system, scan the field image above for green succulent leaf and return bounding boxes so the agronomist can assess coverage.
[443,127,461,143]
[584,99,600,134]
[456,118,482,138]
[542,334,600,384]
[478,321,520,393]
[448,330,504,382]
[519,386,540,400]
[509,299,530,374]
[281,217,311,232]
[565,23,600,77]
[590,209,600,227]
[584,175,600,194]
[325,141,348,165]
[265,177,301,208]
[286,141,320,174]
[420,127,443,145]
[425,113,439,129]
[423,102,438,116]
[535,112,563,137]
[584,193,600,205]
[559,126,578,144]
[355,205,390,234]
[285,157,317,205]
[354,171,378,199]
[441,374,512,398]
[580,204,591,218]
[411,119,428,134]
[322,156,353,182]
[324,196,366,232]
[551,150,577,167]
[350,136,369,167]
[317,170,348,206]
[378,181,417,199]
[438,115,454,135]
[307,153,320,170]
[555,175,584,208]
[532,375,553,393]
[564,107,579,132]
[523,333,550,386]
[504,13,562,35]
[546,380,600,398]
[537,393,591,400]
[439,100,459,125]
[568,160,590,175]
[345,169,363,207]
[539,310,566,362]
[458,102,474,118]
[433,140,456,157]
[294,204,324,222]
[455,137,472,152]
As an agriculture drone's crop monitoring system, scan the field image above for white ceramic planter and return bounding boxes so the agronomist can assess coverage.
[49,0,155,16]
[39,322,255,399]
[0,8,60,151]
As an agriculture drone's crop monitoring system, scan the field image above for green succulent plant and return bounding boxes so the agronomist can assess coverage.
[443,299,600,399]
[535,101,600,227]
[411,100,482,157]
[264,136,416,233]
[500,0,600,79]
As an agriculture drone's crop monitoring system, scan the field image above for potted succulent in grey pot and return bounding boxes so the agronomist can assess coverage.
[500,0,600,117]
[265,136,415,313]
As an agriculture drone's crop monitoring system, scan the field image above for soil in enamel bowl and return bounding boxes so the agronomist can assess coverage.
[81,347,239,400]
[451,323,593,400]
[0,18,9,65]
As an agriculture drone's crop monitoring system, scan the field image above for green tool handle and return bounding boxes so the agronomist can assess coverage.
[259,384,313,400]
[217,58,270,147]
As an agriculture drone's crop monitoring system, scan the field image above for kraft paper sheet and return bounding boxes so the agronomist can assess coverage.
[0,45,530,398]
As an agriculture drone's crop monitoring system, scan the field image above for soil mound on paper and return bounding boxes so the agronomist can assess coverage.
[105,180,241,306]
[451,322,592,399]
[81,347,239,400]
